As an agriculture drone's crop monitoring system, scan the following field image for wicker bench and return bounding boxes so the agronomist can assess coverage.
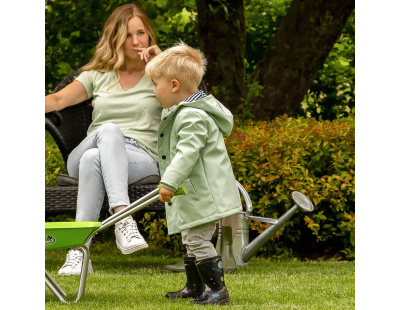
[45,69,207,214]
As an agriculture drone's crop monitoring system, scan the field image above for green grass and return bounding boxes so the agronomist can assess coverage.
[45,245,355,309]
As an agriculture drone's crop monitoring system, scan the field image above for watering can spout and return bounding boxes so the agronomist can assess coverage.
[237,189,314,264]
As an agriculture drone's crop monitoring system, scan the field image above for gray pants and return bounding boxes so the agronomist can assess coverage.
[181,220,219,261]
[67,123,159,222]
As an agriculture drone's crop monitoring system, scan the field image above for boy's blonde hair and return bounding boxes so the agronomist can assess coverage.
[145,41,207,90]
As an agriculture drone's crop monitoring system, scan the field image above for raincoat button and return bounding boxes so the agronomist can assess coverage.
[160,133,164,137]
[162,155,166,160]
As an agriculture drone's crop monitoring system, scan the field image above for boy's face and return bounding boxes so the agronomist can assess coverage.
[153,77,177,109]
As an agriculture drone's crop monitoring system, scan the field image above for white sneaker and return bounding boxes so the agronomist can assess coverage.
[115,216,148,255]
[58,249,94,276]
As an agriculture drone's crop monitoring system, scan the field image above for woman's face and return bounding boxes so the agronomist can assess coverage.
[122,16,150,61]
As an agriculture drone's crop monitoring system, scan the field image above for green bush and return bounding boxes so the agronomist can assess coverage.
[44,115,355,258]
[137,211,185,255]
[45,116,355,259]
[226,115,355,259]
[45,131,67,186]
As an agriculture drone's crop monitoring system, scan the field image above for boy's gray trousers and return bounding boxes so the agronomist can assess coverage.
[181,220,219,261]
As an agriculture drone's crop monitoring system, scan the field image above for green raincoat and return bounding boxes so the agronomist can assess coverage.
[158,94,242,234]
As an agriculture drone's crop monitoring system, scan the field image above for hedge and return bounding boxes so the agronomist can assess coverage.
[225,115,355,259]
[45,115,355,259]
[45,131,67,187]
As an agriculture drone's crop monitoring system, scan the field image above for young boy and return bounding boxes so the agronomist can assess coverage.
[145,42,242,306]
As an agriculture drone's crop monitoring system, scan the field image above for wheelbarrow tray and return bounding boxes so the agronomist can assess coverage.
[45,222,101,251]
[45,189,162,303]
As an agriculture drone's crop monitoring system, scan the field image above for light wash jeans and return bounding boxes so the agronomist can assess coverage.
[67,123,159,223]
[181,220,219,261]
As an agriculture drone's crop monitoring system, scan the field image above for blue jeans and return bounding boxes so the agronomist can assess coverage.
[67,123,159,222]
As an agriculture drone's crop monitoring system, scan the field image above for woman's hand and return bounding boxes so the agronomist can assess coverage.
[133,45,162,62]
[159,186,175,203]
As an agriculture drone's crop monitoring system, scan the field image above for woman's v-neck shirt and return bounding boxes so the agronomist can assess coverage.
[76,69,163,161]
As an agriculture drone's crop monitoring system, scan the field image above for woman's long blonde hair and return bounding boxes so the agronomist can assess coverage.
[82,3,157,89]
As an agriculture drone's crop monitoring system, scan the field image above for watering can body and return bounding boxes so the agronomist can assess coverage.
[216,182,314,265]
[216,213,249,267]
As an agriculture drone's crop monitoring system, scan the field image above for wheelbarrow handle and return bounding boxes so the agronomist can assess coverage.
[157,185,187,196]
[97,186,186,232]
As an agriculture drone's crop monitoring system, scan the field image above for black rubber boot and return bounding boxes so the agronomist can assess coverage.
[165,256,203,299]
[162,236,219,273]
[190,256,230,305]
[220,226,237,272]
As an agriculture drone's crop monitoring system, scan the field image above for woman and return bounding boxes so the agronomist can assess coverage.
[45,3,163,275]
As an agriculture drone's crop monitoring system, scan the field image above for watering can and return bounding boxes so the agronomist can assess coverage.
[216,181,314,266]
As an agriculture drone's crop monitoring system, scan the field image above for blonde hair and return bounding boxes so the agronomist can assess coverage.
[145,41,207,91]
[82,3,156,89]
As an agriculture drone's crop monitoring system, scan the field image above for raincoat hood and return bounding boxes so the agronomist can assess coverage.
[164,94,234,137]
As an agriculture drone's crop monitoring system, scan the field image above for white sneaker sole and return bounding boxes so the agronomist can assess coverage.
[116,240,149,255]
[57,261,94,276]
[58,269,94,276]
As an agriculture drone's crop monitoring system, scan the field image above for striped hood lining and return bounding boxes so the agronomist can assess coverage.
[182,90,207,103]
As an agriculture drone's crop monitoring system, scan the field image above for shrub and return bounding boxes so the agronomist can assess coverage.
[45,131,67,186]
[137,211,186,255]
[44,115,355,259]
[226,115,355,259]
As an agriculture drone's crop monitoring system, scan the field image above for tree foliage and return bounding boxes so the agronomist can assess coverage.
[45,0,354,120]
[296,12,355,120]
[45,1,356,257]
[248,0,355,120]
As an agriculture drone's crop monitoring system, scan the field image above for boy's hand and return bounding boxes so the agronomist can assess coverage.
[159,186,175,203]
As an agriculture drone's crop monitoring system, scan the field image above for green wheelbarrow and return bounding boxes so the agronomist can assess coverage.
[45,186,186,303]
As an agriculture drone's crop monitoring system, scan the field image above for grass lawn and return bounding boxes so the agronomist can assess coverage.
[45,244,355,309]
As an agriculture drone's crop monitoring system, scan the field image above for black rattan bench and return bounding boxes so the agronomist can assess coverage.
[45,69,207,214]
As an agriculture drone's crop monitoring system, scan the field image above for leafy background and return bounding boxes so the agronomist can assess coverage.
[45,0,355,121]
[45,0,355,259]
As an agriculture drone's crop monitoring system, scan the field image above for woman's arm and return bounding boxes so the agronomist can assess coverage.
[45,80,88,113]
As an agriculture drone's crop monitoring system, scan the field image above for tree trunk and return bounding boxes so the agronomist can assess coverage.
[249,0,355,120]
[196,0,246,111]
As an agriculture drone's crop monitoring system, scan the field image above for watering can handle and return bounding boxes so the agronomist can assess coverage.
[236,181,253,216]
